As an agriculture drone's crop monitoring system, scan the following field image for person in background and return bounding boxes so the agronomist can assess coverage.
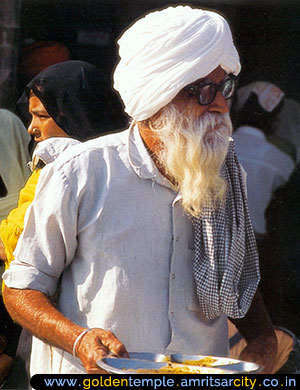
[229,82,300,374]
[18,40,71,85]
[256,162,300,368]
[16,40,72,155]
[228,321,300,373]
[0,108,31,386]
[3,6,276,375]
[0,110,31,222]
[273,97,300,163]
[0,60,121,385]
[232,81,295,236]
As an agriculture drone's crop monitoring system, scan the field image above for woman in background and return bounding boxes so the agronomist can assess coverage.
[0,60,123,386]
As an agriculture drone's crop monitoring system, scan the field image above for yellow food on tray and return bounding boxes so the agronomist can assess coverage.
[130,362,224,374]
[181,356,218,366]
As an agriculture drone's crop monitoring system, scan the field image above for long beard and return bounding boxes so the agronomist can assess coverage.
[148,104,232,217]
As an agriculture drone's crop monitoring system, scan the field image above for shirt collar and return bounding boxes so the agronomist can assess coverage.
[128,122,175,190]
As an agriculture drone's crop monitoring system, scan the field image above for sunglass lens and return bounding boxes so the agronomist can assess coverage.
[199,84,215,105]
[222,79,235,99]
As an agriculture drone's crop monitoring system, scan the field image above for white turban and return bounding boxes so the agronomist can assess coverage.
[113,5,241,121]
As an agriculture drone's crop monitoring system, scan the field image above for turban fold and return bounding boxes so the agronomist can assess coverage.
[114,5,241,121]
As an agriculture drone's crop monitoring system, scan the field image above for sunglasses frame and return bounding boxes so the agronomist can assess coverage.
[183,74,238,106]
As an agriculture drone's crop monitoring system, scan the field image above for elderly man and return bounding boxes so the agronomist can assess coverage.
[3,6,276,375]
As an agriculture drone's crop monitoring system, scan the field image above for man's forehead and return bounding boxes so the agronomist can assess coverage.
[189,66,226,85]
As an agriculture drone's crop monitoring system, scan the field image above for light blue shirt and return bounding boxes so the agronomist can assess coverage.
[4,125,228,374]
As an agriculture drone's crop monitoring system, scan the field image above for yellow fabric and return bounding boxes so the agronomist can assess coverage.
[0,170,41,278]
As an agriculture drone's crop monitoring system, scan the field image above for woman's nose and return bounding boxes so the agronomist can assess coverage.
[27,120,35,135]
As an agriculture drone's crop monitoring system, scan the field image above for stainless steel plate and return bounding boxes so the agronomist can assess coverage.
[170,354,263,373]
[97,357,240,374]
[129,352,168,362]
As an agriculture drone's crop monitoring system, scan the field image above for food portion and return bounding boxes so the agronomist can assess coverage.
[181,356,218,366]
[130,362,225,374]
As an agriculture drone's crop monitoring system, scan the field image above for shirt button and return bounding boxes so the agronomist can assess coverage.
[175,236,179,242]
[172,273,175,280]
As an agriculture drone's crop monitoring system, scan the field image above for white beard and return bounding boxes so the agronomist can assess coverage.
[148,104,233,217]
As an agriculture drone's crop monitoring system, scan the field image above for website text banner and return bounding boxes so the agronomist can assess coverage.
[31,374,298,390]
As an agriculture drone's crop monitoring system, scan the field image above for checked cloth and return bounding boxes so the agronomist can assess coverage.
[192,139,260,319]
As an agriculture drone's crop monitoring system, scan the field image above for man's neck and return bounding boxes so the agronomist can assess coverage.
[137,122,162,155]
[137,122,176,185]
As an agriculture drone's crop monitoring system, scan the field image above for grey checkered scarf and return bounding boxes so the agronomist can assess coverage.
[192,139,260,319]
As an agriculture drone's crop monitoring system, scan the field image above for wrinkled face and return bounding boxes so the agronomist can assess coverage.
[171,66,230,119]
[27,92,69,142]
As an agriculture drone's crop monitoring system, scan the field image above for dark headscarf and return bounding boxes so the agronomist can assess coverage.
[18,60,125,141]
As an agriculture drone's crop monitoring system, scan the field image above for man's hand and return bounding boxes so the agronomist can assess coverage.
[3,287,128,373]
[238,332,277,373]
[229,289,277,373]
[74,328,129,373]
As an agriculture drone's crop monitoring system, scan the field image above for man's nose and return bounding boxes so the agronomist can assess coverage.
[207,91,229,114]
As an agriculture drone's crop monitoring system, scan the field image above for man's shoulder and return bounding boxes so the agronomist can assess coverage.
[55,128,130,166]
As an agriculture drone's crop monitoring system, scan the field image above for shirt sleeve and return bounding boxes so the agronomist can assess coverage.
[3,162,78,297]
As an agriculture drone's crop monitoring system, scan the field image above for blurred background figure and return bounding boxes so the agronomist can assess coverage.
[231,81,295,237]
[229,160,300,374]
[229,82,300,373]
[273,97,300,164]
[19,40,71,84]
[0,109,31,222]
[259,162,300,338]
[0,108,31,387]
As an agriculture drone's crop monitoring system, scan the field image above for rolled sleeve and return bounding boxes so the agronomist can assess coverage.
[3,261,58,296]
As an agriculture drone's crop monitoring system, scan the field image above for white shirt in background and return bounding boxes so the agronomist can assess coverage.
[233,125,295,234]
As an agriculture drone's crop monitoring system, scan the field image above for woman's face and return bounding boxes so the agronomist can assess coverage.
[27,92,69,142]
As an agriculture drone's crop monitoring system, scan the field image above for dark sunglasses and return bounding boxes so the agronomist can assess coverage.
[183,74,238,106]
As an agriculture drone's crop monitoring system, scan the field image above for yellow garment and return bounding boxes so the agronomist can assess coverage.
[0,169,41,275]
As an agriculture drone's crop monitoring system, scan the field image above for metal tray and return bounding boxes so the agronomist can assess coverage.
[170,353,263,373]
[97,357,240,374]
[128,352,168,362]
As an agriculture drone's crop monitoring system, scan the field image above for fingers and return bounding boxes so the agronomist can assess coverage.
[75,328,128,373]
[98,330,129,358]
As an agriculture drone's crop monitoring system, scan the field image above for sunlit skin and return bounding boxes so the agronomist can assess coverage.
[28,92,69,142]
[138,66,230,154]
